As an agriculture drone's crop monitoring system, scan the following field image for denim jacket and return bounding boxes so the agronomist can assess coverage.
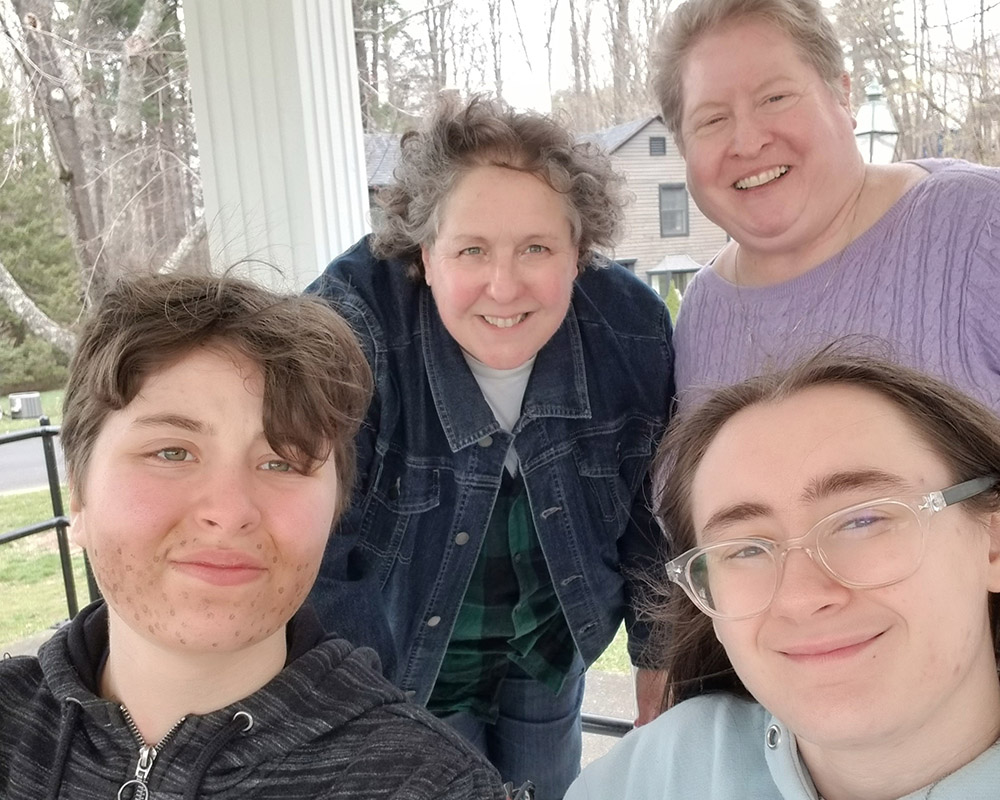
[306,237,674,703]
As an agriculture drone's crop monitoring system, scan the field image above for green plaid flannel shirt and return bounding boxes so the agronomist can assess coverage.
[427,472,577,720]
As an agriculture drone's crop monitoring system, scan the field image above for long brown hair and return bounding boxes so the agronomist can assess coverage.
[650,349,1000,708]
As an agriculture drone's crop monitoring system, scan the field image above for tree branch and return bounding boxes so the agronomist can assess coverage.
[0,257,75,356]
[158,217,207,274]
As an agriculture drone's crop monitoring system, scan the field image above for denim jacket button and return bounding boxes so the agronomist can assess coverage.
[426,615,441,627]
[478,435,493,448]
[454,532,470,545]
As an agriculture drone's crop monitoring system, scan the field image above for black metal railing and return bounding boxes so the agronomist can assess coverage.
[0,417,98,619]
[582,713,633,738]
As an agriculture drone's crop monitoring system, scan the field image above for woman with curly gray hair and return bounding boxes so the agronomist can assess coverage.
[306,96,675,799]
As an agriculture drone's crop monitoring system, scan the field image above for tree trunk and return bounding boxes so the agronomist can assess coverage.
[488,0,503,99]
[8,0,105,291]
[609,0,631,122]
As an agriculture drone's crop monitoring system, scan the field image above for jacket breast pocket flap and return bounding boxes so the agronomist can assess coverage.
[573,422,654,479]
[372,461,441,514]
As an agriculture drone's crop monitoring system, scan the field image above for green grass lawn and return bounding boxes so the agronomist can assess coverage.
[0,388,77,649]
[0,388,65,435]
[0,486,91,650]
[592,623,630,674]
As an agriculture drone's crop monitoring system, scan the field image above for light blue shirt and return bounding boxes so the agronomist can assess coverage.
[567,694,1000,799]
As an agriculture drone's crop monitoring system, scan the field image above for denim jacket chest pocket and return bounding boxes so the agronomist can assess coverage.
[571,416,656,527]
[360,450,441,583]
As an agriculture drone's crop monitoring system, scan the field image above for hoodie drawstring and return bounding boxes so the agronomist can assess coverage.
[181,711,254,800]
[44,698,83,800]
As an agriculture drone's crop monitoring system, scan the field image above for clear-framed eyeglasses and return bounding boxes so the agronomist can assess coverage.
[665,476,998,621]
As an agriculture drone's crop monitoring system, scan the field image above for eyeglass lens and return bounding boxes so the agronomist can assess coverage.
[690,501,924,618]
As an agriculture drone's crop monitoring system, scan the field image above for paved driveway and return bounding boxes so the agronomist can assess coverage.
[0,435,66,494]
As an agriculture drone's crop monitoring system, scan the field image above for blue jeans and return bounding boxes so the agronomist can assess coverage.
[442,657,586,800]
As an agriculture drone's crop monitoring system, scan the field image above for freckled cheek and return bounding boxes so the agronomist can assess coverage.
[199,560,320,649]
[88,544,163,628]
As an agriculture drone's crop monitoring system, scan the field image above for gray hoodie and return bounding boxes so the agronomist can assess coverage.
[0,601,506,800]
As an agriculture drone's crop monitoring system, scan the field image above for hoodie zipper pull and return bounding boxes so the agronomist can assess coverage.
[117,744,155,799]
[116,704,186,800]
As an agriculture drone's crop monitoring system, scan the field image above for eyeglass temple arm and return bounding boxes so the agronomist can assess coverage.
[936,476,999,509]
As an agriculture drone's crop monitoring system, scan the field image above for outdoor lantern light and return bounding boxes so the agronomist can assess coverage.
[855,81,899,164]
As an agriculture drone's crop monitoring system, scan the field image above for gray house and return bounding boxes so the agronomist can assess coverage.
[579,115,728,298]
[363,115,728,301]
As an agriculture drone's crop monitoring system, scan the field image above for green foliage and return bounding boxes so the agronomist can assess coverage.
[0,338,68,394]
[0,90,80,394]
[592,623,630,674]
[665,284,683,323]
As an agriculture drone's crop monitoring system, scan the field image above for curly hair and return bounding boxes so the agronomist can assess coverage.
[372,95,627,278]
[62,273,373,521]
[651,0,846,145]
[648,348,1000,710]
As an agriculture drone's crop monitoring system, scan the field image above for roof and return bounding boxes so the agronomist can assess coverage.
[648,254,702,273]
[577,115,660,154]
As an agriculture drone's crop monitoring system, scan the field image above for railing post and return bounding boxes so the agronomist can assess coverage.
[39,416,79,619]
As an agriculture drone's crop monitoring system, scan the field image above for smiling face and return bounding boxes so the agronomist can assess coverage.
[679,18,863,258]
[420,165,580,370]
[70,346,339,655]
[690,384,1000,756]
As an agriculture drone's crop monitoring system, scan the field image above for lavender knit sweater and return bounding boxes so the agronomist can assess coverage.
[674,159,1000,411]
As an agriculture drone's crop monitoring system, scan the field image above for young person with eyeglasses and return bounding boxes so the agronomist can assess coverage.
[566,350,1000,800]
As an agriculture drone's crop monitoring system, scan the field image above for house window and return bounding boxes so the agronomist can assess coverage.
[647,270,672,301]
[672,270,696,294]
[648,268,698,299]
[659,184,689,237]
[649,136,667,156]
[613,258,636,273]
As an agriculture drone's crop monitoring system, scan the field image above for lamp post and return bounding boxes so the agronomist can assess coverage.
[855,81,899,164]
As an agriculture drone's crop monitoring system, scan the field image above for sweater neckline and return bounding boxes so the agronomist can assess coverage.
[702,160,943,302]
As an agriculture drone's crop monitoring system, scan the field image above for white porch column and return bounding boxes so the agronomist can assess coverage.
[184,0,368,291]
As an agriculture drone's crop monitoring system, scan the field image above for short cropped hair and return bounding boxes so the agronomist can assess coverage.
[62,274,373,520]
[372,95,627,277]
[650,349,1000,707]
[651,0,846,144]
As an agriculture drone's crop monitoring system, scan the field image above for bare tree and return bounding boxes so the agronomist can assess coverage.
[488,0,503,99]
[0,255,74,356]
[835,0,1000,164]
[1,0,204,328]
[425,0,450,92]
[543,0,562,101]
[607,0,633,121]
[353,0,381,130]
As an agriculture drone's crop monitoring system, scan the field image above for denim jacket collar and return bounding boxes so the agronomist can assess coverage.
[420,289,592,453]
